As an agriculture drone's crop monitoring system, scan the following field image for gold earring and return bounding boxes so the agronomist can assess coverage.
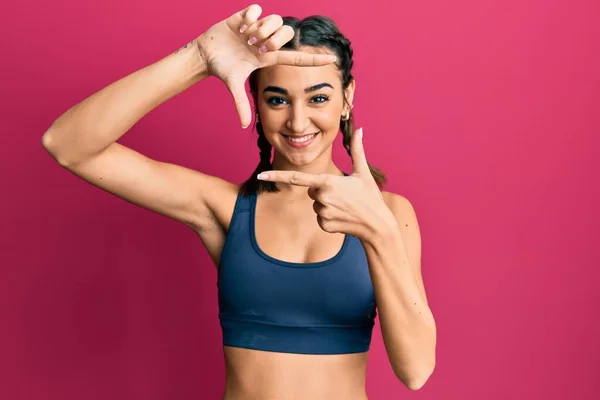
[341,104,354,121]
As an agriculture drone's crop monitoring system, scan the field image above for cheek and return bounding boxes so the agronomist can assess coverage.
[256,106,283,130]
[314,109,341,132]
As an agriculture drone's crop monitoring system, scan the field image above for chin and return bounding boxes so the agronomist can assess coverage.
[284,153,319,166]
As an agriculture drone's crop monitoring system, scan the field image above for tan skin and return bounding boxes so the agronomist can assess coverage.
[202,52,413,400]
[42,4,431,399]
[216,60,372,400]
[204,62,399,400]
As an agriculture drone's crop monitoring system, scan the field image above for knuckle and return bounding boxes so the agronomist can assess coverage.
[290,172,300,185]
[255,19,277,40]
[319,218,334,233]
[249,4,262,15]
[245,6,261,23]
[261,37,277,51]
[254,28,269,41]
[243,22,259,37]
[293,53,302,66]
[261,14,278,26]
[320,174,333,188]
[279,25,294,40]
[264,14,281,24]
[272,14,283,26]
[312,201,320,213]
[267,30,286,49]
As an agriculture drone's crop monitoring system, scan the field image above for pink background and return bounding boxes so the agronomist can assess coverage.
[1,0,599,398]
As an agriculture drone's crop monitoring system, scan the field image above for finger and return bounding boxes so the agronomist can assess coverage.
[226,78,252,128]
[246,14,283,47]
[312,201,325,215]
[257,25,294,53]
[317,215,339,234]
[237,4,262,33]
[262,50,337,67]
[241,12,277,41]
[256,170,327,187]
[350,127,369,175]
[308,187,332,206]
[307,186,319,201]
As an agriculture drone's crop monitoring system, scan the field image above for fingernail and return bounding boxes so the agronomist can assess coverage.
[359,127,363,138]
[259,45,268,53]
[248,36,257,45]
[239,24,247,33]
[257,173,269,180]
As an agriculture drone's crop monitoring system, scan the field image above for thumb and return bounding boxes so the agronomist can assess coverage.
[350,127,369,176]
[226,78,252,128]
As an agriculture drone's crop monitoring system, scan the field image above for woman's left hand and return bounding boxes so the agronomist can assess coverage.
[257,127,397,240]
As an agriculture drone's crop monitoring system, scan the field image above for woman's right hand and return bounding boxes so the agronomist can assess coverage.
[195,4,337,128]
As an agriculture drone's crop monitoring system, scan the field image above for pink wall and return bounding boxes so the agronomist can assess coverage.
[1,0,598,398]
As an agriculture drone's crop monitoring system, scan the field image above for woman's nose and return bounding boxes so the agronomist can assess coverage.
[286,105,311,134]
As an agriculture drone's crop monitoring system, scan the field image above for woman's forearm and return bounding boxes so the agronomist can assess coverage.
[42,39,206,166]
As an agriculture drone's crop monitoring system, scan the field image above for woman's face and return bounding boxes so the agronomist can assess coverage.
[255,48,355,169]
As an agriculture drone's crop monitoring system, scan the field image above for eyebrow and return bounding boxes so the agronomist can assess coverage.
[263,83,334,95]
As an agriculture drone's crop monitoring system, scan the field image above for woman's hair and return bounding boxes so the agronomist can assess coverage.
[239,15,387,195]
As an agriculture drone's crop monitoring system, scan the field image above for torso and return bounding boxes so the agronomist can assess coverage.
[222,346,369,400]
[194,183,391,400]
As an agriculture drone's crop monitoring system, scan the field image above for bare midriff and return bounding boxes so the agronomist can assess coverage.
[221,346,370,400]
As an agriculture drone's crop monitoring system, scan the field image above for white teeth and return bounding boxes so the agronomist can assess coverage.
[287,133,315,143]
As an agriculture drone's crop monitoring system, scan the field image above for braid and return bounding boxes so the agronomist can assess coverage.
[257,123,272,168]
[320,33,354,87]
[340,109,387,188]
[327,33,386,188]
[239,119,279,195]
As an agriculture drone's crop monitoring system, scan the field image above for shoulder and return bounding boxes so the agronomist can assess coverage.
[204,180,242,230]
[381,191,419,226]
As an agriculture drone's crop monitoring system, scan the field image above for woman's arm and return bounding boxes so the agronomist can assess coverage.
[42,40,205,168]
[40,41,232,230]
[363,193,437,391]
[41,5,337,231]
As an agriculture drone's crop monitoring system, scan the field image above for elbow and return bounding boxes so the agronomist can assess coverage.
[395,359,436,391]
[41,130,58,160]
[41,130,51,150]
[41,130,71,167]
[404,373,431,392]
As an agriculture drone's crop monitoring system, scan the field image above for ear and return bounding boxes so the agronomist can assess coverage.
[343,78,356,114]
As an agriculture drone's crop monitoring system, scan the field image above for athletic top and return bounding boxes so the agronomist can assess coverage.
[217,190,377,355]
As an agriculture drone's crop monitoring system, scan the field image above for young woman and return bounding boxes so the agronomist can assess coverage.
[41,4,437,399]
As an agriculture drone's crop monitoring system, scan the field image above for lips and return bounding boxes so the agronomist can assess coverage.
[281,132,320,148]
[286,133,316,143]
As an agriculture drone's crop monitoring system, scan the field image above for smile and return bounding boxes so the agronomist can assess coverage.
[282,132,319,148]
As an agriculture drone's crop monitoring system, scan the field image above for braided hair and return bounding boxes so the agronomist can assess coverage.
[239,15,387,196]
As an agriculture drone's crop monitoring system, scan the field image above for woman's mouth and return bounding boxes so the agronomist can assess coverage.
[282,132,319,148]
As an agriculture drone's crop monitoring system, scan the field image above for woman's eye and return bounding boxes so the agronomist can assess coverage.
[266,95,329,105]
[267,97,288,105]
[312,95,329,103]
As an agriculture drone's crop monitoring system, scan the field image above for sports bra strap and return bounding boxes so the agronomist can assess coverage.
[232,191,253,215]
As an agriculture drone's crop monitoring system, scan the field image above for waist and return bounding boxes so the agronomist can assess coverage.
[222,345,369,400]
